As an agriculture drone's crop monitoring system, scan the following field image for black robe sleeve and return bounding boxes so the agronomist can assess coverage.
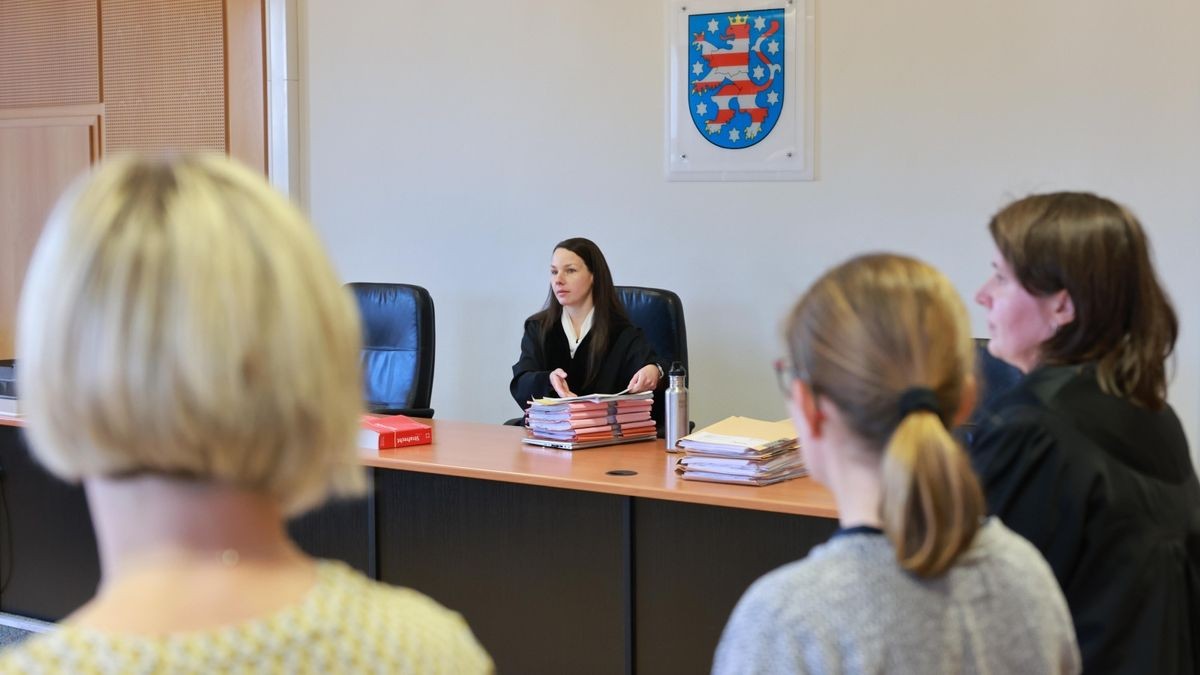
[606,323,665,425]
[509,319,662,412]
[510,319,553,407]
[610,324,660,390]
[967,373,1200,674]
[969,410,1094,583]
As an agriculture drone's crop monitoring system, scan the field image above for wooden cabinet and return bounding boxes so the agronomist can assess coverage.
[0,0,267,358]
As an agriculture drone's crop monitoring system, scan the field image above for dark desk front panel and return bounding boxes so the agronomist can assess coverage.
[0,426,99,621]
[373,470,837,675]
[0,425,372,620]
[286,490,372,577]
[633,498,837,674]
[375,470,630,675]
[0,427,836,674]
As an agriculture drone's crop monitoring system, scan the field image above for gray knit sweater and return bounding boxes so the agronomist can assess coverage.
[712,519,1080,675]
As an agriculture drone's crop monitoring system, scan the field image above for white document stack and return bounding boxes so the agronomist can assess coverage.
[676,416,807,486]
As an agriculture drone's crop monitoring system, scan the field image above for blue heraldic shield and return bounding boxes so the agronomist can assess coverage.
[687,9,786,149]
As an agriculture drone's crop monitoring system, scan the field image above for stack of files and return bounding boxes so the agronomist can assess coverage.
[676,416,807,486]
[525,391,656,443]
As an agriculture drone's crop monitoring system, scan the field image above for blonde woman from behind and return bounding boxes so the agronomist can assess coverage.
[0,154,492,674]
[713,254,1079,675]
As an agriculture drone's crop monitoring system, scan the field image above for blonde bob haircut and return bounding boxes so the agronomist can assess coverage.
[786,254,985,578]
[17,154,365,515]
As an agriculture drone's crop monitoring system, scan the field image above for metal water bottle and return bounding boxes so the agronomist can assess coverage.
[664,361,688,452]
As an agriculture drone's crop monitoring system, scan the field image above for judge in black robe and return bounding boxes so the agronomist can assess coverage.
[509,316,661,420]
[509,237,663,424]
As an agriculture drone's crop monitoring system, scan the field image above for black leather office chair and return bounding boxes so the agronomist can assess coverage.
[616,286,688,383]
[616,286,689,433]
[959,338,1022,444]
[349,282,436,418]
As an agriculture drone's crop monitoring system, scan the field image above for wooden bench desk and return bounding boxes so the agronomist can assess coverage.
[0,418,838,674]
[363,420,836,517]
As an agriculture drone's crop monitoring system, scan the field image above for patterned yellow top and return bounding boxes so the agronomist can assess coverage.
[0,560,493,674]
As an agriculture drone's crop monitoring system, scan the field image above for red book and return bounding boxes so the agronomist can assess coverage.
[358,414,432,450]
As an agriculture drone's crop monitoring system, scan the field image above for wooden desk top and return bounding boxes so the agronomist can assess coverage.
[0,416,837,518]
[363,420,838,519]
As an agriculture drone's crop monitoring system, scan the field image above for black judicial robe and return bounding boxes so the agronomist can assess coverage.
[510,316,661,419]
[969,363,1200,675]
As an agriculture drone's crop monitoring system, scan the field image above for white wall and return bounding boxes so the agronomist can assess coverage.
[301,0,1200,464]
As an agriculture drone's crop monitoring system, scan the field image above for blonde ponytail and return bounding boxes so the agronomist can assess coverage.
[785,254,983,578]
[881,410,985,577]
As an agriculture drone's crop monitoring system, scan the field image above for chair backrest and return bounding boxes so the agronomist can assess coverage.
[615,286,688,380]
[349,283,436,416]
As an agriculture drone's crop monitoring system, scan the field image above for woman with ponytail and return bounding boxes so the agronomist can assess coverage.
[713,254,1079,675]
[972,192,1200,674]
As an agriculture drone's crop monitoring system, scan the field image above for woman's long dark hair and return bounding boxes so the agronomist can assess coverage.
[989,192,1178,408]
[533,237,630,388]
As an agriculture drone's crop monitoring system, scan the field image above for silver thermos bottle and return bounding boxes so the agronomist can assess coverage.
[664,361,688,452]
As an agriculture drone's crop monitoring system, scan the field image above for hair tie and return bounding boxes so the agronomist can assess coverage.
[898,387,942,421]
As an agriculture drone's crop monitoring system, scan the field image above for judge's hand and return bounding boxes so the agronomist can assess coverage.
[627,364,660,394]
[550,368,576,398]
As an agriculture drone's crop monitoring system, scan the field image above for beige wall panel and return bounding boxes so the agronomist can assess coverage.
[102,0,225,154]
[0,117,97,358]
[0,0,99,108]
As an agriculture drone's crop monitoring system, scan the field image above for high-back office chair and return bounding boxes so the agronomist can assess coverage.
[350,282,436,418]
[615,286,688,383]
[959,338,1022,444]
[616,286,688,433]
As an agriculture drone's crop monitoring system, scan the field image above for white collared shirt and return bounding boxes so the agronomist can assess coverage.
[561,309,594,358]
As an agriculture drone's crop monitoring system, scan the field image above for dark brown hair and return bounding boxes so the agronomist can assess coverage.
[786,254,984,577]
[534,237,630,387]
[989,192,1177,408]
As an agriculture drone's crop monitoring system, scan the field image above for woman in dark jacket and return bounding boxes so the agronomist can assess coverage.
[510,238,661,410]
[972,191,1200,674]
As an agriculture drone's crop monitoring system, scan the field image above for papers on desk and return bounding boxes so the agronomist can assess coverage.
[525,391,656,446]
[677,454,808,486]
[675,416,806,486]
